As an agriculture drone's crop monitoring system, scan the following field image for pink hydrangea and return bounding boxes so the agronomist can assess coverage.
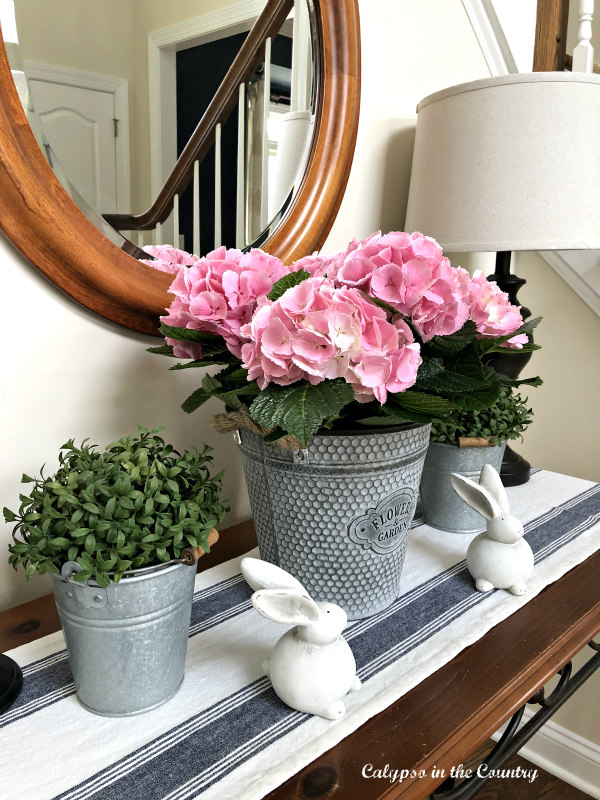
[410,259,471,341]
[161,246,290,359]
[239,278,421,403]
[468,270,526,348]
[140,244,199,274]
[323,231,472,341]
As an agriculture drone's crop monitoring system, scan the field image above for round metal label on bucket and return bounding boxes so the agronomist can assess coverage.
[348,489,416,554]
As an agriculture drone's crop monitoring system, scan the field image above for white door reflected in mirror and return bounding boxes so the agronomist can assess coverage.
[28,79,119,213]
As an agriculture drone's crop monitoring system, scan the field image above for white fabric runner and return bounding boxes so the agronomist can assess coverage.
[1,469,598,800]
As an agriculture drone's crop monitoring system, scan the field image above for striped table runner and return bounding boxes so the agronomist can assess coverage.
[1,469,598,800]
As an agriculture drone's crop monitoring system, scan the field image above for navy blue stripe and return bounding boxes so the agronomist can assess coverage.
[49,485,600,800]
[55,682,305,800]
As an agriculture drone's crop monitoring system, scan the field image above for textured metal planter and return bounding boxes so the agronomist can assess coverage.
[236,424,431,619]
[51,561,196,716]
[420,440,507,534]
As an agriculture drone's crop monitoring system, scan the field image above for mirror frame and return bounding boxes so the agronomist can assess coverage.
[0,0,360,336]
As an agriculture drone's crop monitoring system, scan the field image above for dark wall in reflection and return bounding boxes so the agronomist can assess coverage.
[176,33,291,254]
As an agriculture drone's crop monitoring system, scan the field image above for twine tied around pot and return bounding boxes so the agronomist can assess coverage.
[457,436,495,448]
[209,406,303,451]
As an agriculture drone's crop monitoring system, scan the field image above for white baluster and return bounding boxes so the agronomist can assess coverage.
[193,160,200,256]
[154,222,161,246]
[261,37,272,228]
[214,123,222,249]
[173,193,180,250]
[573,0,595,72]
[236,82,246,249]
[291,0,311,112]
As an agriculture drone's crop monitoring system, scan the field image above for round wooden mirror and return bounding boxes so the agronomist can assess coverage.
[0,0,360,336]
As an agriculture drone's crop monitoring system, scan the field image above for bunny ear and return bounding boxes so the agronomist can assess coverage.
[479,464,510,513]
[241,557,306,593]
[251,588,320,626]
[449,473,502,520]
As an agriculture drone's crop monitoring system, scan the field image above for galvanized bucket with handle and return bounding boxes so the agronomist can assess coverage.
[51,559,196,716]
[420,440,507,534]
[236,424,431,620]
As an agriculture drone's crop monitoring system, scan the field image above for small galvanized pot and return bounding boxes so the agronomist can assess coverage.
[51,560,196,716]
[236,424,430,620]
[420,440,507,534]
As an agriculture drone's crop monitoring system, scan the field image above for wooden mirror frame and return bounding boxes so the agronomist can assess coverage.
[0,0,360,336]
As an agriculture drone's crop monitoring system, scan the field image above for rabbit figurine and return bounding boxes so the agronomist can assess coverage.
[450,464,534,595]
[241,557,361,720]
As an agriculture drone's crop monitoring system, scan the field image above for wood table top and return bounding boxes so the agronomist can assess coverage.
[1,519,599,800]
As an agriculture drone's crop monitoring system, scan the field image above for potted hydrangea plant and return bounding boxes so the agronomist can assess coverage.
[4,426,228,716]
[144,232,540,618]
[421,388,533,533]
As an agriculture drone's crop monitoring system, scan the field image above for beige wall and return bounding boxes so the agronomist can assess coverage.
[1,0,598,753]
[513,251,600,482]
[15,0,134,80]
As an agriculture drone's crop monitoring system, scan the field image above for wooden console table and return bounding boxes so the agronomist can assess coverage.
[1,519,599,800]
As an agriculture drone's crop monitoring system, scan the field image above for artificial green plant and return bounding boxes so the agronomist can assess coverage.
[5,426,228,587]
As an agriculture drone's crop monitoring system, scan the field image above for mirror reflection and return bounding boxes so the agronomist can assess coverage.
[8,0,315,256]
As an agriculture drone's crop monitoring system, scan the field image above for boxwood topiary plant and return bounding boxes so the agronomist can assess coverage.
[5,425,228,587]
[429,388,533,446]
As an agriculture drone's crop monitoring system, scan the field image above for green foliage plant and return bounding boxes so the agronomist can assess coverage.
[5,426,228,588]
[429,388,533,446]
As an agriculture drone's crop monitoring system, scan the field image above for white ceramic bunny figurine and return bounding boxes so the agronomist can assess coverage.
[240,557,361,720]
[450,464,534,595]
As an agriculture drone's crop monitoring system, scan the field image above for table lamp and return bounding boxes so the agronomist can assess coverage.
[405,71,600,484]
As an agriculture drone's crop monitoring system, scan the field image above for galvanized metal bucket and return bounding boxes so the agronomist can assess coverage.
[420,440,507,534]
[236,424,431,620]
[51,561,196,716]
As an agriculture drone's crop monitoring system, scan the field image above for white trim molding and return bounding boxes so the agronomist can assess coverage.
[541,250,600,317]
[461,0,518,75]
[493,707,600,799]
[22,61,131,214]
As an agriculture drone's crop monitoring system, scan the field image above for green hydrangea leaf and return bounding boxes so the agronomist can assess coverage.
[251,379,355,446]
[146,344,175,357]
[389,392,455,417]
[267,269,310,302]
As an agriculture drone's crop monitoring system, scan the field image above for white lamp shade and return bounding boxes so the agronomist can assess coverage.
[405,73,600,251]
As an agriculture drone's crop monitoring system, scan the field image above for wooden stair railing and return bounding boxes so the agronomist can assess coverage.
[534,0,570,70]
[104,0,294,235]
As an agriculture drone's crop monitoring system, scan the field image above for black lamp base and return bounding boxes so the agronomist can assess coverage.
[0,653,23,713]
[487,251,533,488]
[500,445,531,487]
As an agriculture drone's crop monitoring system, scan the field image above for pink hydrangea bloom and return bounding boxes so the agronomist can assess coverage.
[411,259,471,342]
[140,244,199,274]
[161,246,289,359]
[239,277,421,403]
[469,270,525,348]
[329,231,471,341]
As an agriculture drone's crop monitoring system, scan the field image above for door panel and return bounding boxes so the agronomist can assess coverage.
[27,80,118,213]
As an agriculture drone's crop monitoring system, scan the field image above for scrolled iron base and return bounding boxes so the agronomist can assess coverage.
[429,640,600,800]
